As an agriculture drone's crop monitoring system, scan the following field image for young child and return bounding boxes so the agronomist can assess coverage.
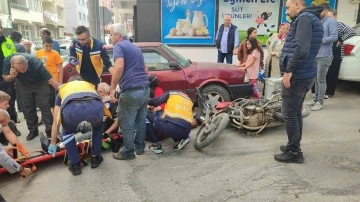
[35,37,63,113]
[236,37,261,99]
[237,27,264,68]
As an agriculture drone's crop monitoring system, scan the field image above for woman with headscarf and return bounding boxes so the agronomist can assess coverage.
[265,23,290,78]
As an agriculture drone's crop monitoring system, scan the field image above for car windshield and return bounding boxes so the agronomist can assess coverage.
[160,44,189,67]
[353,24,360,36]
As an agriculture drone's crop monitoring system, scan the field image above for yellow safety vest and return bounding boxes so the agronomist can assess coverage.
[56,81,112,124]
[73,37,104,78]
[163,92,193,123]
[1,37,17,57]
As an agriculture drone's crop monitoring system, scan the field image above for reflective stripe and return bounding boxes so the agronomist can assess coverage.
[164,111,193,123]
[63,135,75,145]
[90,50,101,55]
[75,48,83,53]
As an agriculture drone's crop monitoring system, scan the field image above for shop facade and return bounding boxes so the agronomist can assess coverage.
[135,0,340,46]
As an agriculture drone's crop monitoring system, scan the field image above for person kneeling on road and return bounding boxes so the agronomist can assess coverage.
[47,76,112,176]
[147,91,193,151]
[0,109,32,179]
[0,91,29,157]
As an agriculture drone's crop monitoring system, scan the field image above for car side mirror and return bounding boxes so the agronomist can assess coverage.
[169,61,180,69]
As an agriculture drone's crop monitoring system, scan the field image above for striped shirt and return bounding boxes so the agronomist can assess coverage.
[337,22,356,58]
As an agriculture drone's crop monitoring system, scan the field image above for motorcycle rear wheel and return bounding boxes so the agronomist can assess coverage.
[194,113,229,150]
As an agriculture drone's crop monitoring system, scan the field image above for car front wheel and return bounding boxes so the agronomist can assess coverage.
[198,84,231,109]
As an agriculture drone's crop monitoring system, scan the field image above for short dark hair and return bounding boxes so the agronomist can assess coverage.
[43,36,53,44]
[75,26,89,35]
[10,31,22,43]
[319,3,330,10]
[43,29,51,36]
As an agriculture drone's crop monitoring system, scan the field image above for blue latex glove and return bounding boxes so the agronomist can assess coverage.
[70,59,80,66]
[48,145,57,157]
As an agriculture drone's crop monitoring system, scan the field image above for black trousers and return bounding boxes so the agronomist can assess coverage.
[0,81,17,122]
[326,57,342,96]
[15,80,53,133]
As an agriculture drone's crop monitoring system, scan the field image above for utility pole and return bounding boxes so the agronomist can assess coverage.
[88,0,101,39]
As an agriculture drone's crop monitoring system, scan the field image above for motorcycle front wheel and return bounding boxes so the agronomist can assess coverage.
[194,113,230,150]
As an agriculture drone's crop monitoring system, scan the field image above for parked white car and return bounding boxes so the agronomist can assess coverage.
[339,24,360,82]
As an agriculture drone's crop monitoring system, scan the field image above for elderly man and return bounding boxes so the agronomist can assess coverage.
[215,15,239,64]
[97,82,118,133]
[109,23,150,160]
[48,76,111,176]
[39,28,60,54]
[70,26,113,86]
[2,54,61,141]
[275,0,323,163]
[22,40,34,55]
[0,109,32,178]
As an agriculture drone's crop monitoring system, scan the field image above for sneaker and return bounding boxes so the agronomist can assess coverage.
[305,100,316,106]
[324,95,329,99]
[311,102,324,111]
[280,145,287,152]
[135,150,145,155]
[68,163,81,176]
[149,143,163,154]
[91,155,103,168]
[274,151,304,163]
[112,152,136,160]
[174,138,190,151]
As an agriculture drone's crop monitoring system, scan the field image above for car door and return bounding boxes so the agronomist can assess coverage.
[141,48,186,92]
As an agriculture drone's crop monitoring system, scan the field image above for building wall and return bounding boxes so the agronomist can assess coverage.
[337,1,359,27]
[76,0,89,28]
[64,0,77,33]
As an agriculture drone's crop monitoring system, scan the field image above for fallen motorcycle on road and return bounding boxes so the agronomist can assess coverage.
[194,88,311,150]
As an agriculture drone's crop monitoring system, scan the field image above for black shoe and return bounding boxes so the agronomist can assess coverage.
[40,132,60,152]
[0,194,6,202]
[68,163,81,176]
[8,120,21,136]
[274,151,305,163]
[91,155,103,168]
[280,145,287,152]
[26,131,39,141]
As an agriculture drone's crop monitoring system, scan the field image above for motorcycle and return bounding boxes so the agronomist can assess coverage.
[194,88,311,149]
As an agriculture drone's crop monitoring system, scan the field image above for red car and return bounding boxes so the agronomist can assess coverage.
[63,43,252,107]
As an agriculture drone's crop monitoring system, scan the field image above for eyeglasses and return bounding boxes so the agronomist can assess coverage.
[77,36,89,42]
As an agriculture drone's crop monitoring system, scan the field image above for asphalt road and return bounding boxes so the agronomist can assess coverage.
[0,81,360,202]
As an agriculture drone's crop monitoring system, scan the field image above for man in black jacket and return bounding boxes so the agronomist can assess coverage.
[275,0,324,163]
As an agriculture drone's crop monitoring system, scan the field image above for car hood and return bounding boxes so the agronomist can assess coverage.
[191,62,238,70]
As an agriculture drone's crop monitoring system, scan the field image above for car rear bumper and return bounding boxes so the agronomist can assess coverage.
[228,82,253,99]
[339,56,360,82]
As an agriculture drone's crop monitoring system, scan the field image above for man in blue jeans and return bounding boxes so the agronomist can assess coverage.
[275,0,324,163]
[308,3,338,111]
[109,23,150,160]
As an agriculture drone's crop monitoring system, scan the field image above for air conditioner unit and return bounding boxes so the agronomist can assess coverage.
[350,0,360,3]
